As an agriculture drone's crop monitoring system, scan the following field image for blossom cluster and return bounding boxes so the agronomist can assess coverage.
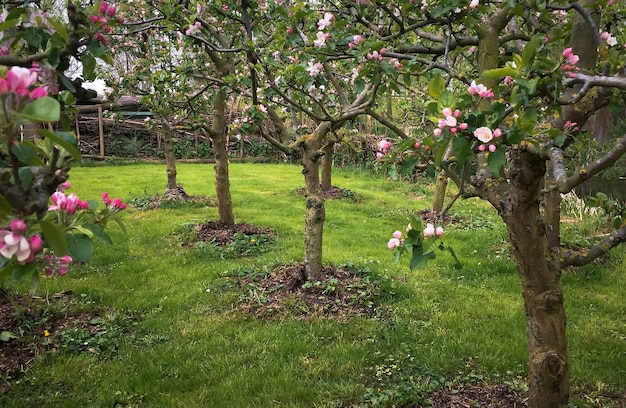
[314,12,333,47]
[42,253,73,277]
[0,219,43,263]
[387,222,443,250]
[0,66,48,100]
[468,81,494,99]
[89,1,122,45]
[433,107,468,137]
[562,48,580,78]
[376,139,392,159]
[101,192,128,211]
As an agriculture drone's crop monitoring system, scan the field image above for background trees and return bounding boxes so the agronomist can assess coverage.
[92,1,626,406]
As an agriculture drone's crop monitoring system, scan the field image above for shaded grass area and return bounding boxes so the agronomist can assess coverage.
[1,163,624,407]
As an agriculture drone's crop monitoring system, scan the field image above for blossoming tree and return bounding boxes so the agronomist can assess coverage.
[0,1,125,288]
[353,0,626,407]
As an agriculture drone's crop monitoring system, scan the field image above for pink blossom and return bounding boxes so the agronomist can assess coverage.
[353,34,362,44]
[387,238,400,249]
[454,109,461,117]
[435,226,444,236]
[493,128,502,138]
[102,192,112,206]
[5,66,38,93]
[313,31,329,47]
[423,223,435,238]
[376,152,383,159]
[444,115,457,127]
[469,0,479,8]
[0,228,31,262]
[488,144,496,152]
[442,107,452,117]
[414,140,421,149]
[378,139,392,152]
[433,128,442,136]
[393,230,402,239]
[29,235,43,253]
[30,86,48,99]
[90,15,101,24]
[474,126,494,143]
[562,47,573,58]
[307,60,323,77]
[459,123,468,130]
[317,12,334,30]
[450,128,457,133]
[99,1,109,15]
[9,219,27,234]
[478,144,486,152]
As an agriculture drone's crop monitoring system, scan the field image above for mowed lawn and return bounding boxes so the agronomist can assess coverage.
[2,162,624,408]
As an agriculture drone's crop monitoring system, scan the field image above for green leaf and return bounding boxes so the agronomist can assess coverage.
[439,242,463,269]
[47,17,68,41]
[399,158,419,174]
[59,74,76,93]
[409,246,436,271]
[111,216,127,234]
[82,53,97,81]
[0,196,12,218]
[0,262,14,281]
[18,167,33,189]
[554,134,566,148]
[1,331,18,342]
[37,129,82,162]
[40,220,69,256]
[521,34,544,66]
[428,75,446,99]
[487,148,506,176]
[15,97,60,123]
[10,143,44,166]
[82,222,112,244]
[452,137,473,165]
[12,262,36,282]
[482,67,516,79]
[67,234,94,263]
[0,19,19,32]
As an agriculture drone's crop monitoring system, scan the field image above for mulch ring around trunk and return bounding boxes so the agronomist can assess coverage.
[232,264,384,321]
[295,185,361,202]
[193,221,275,247]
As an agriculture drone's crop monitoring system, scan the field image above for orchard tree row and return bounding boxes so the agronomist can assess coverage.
[2,1,626,407]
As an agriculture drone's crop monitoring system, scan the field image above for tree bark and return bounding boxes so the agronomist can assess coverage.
[491,149,569,408]
[211,89,235,227]
[161,118,178,190]
[321,141,334,191]
[302,124,330,281]
[431,169,448,214]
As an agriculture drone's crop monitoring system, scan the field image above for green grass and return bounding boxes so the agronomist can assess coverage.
[2,162,625,407]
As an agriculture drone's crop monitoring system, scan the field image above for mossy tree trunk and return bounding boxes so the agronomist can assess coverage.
[489,149,569,408]
[302,123,331,281]
[210,88,235,228]
[321,141,334,191]
[160,117,177,191]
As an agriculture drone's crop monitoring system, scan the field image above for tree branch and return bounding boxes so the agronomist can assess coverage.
[561,225,626,267]
[548,133,626,193]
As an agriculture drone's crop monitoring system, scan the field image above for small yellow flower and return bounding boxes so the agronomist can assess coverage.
[250,239,257,244]
[43,330,50,337]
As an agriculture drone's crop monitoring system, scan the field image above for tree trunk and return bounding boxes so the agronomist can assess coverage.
[495,149,569,408]
[212,89,235,227]
[544,165,561,249]
[302,124,330,281]
[431,169,448,214]
[161,118,177,190]
[321,141,334,191]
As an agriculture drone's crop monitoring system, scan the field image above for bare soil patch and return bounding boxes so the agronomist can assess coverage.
[295,185,361,202]
[428,384,527,407]
[0,291,101,392]
[194,221,274,247]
